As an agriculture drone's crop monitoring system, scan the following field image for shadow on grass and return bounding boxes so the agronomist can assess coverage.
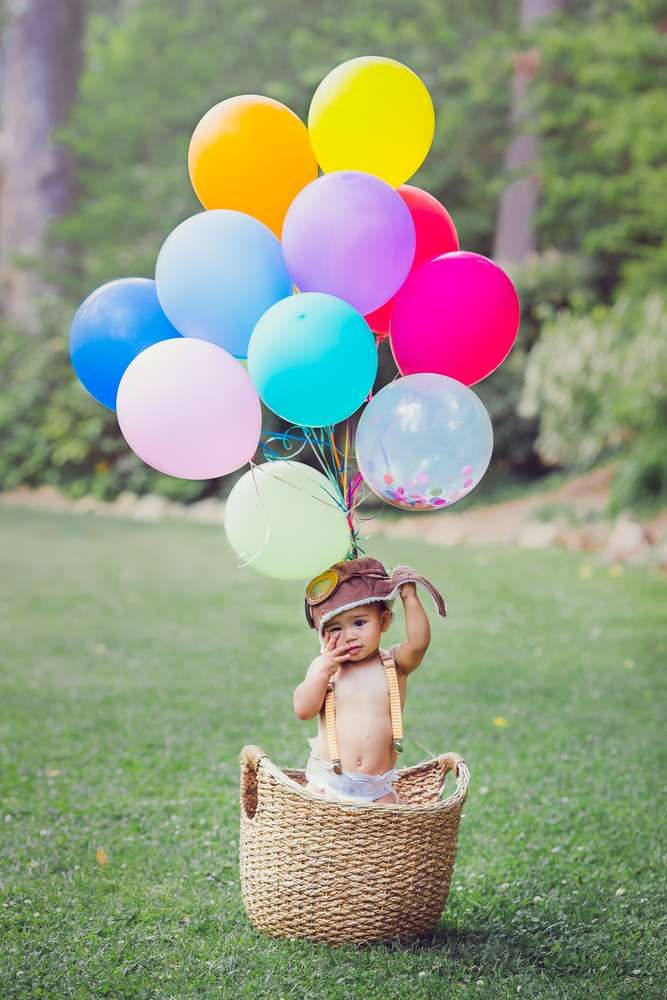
[387,919,584,977]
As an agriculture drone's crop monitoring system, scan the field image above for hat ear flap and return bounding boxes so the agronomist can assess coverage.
[304,598,315,628]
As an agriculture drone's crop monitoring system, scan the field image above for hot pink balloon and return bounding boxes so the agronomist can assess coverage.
[390,251,520,385]
[365,185,459,339]
[116,338,261,479]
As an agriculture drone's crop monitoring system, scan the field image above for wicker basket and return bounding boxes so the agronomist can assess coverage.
[239,744,469,945]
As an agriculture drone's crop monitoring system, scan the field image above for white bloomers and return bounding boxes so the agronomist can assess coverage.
[305,738,401,803]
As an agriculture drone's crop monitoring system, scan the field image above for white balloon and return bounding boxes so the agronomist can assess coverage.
[224,461,351,579]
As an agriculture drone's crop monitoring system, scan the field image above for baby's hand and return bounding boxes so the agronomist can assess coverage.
[317,632,352,677]
[400,581,417,598]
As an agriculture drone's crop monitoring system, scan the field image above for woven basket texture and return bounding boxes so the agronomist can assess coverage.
[239,744,469,945]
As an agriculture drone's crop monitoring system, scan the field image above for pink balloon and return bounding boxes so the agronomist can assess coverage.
[116,338,261,479]
[390,251,520,385]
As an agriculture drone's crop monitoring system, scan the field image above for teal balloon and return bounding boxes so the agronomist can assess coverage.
[248,292,377,427]
[155,210,292,358]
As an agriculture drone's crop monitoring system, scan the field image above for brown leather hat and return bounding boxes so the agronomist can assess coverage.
[305,555,446,636]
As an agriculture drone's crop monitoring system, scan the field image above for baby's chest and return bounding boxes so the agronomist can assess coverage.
[334,665,396,712]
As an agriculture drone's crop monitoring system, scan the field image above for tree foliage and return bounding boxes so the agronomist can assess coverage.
[531,1,667,298]
[2,0,665,505]
[52,0,517,301]
[520,295,667,505]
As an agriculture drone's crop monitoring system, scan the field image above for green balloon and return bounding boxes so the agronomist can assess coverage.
[224,460,351,580]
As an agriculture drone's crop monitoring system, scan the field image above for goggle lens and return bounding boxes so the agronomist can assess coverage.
[306,569,339,605]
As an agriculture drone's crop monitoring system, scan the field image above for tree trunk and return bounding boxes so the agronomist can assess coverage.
[493,0,565,265]
[0,0,85,328]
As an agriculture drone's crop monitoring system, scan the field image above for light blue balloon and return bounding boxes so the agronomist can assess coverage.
[69,277,181,411]
[355,373,493,510]
[248,292,377,427]
[155,210,292,358]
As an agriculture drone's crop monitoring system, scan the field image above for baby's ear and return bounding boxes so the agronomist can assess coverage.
[380,609,393,632]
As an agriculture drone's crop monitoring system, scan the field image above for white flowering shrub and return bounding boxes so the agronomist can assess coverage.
[520,296,667,504]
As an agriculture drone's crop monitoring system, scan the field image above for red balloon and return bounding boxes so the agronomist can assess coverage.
[390,251,520,386]
[364,185,458,339]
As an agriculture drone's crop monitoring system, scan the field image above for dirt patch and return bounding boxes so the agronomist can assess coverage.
[2,467,665,566]
[366,466,617,547]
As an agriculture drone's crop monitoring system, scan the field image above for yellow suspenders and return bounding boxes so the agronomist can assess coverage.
[324,648,404,775]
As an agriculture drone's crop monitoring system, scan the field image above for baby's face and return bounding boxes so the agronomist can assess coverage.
[322,604,392,662]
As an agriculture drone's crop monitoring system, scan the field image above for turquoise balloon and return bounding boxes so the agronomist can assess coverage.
[247,292,377,427]
[155,210,292,358]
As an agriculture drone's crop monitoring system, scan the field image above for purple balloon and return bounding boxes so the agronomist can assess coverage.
[281,171,416,315]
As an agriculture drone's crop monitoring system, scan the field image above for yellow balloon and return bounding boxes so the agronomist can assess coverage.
[188,95,318,237]
[308,57,435,187]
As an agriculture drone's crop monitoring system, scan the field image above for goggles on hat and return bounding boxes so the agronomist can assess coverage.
[306,563,394,609]
[305,556,447,635]
[305,569,340,606]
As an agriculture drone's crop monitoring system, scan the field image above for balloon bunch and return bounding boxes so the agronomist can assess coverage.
[69,56,520,580]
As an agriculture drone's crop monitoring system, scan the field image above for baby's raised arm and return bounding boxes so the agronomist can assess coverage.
[292,633,352,720]
[392,582,431,674]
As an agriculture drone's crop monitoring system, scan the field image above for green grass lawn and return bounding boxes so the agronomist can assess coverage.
[1,507,665,999]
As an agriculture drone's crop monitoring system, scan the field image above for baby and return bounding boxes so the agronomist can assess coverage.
[293,556,446,804]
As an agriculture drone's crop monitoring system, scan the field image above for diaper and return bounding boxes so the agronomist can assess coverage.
[305,739,400,803]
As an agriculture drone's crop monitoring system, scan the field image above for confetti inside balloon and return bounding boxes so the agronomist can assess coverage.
[355,373,493,510]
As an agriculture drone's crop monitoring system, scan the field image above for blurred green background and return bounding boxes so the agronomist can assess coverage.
[0,0,665,513]
[1,5,666,997]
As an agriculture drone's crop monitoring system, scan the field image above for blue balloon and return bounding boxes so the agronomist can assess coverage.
[155,210,292,358]
[248,292,378,427]
[69,278,181,410]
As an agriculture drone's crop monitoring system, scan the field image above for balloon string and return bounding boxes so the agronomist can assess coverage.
[249,458,344,511]
[305,428,344,502]
[328,427,343,476]
[261,429,310,445]
[342,419,350,501]
[308,424,364,558]
[235,462,272,569]
[246,421,375,565]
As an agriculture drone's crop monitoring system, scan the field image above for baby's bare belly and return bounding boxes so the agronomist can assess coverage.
[315,704,397,774]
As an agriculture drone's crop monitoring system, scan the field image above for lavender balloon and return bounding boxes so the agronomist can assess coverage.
[281,171,416,315]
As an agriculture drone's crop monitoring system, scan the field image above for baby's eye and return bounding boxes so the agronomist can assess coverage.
[354,619,366,627]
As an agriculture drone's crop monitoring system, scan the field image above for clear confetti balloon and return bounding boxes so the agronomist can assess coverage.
[355,373,493,511]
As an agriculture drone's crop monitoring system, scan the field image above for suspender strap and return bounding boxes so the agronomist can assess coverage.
[324,682,342,774]
[379,648,404,753]
[323,649,404,774]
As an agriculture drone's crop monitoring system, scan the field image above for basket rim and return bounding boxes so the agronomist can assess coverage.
[240,745,469,815]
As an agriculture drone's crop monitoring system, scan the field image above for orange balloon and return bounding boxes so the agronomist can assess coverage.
[188,95,318,237]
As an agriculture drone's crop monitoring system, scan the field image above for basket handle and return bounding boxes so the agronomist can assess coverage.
[239,744,267,820]
[439,752,469,809]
